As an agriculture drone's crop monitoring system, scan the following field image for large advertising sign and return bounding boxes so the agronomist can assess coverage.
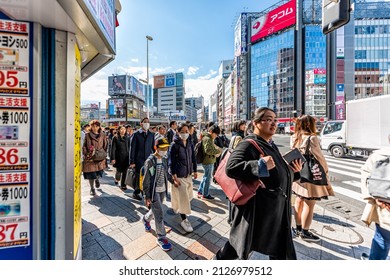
[108,98,124,117]
[0,18,32,256]
[108,75,126,96]
[127,76,145,100]
[83,0,115,51]
[165,74,176,87]
[251,0,296,43]
[154,75,165,89]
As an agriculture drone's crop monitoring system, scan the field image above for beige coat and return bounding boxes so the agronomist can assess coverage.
[291,134,335,199]
[360,148,390,231]
[82,132,108,173]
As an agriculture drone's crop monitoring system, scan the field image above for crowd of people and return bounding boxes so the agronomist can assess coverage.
[80,109,389,259]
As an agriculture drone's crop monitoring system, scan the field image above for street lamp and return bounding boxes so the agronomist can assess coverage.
[146,35,153,118]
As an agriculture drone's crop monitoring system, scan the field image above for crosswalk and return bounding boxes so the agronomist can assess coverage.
[324,155,366,203]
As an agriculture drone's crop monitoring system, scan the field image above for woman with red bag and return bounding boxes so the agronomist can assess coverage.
[215,107,302,260]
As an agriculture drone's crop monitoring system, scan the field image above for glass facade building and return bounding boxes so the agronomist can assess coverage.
[251,29,295,117]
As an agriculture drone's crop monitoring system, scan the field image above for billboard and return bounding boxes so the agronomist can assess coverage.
[219,60,233,79]
[108,75,126,96]
[165,74,176,87]
[108,98,124,117]
[127,76,145,100]
[154,75,165,89]
[251,0,296,43]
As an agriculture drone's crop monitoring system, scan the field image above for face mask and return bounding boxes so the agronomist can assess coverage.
[180,133,189,140]
[142,123,150,130]
[158,150,167,157]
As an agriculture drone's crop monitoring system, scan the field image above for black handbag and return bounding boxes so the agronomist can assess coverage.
[300,136,328,185]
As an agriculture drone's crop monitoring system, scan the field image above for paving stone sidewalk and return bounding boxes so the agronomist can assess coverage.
[81,166,384,260]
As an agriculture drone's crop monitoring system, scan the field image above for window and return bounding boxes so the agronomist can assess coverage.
[323,122,343,135]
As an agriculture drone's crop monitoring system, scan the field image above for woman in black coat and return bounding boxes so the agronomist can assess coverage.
[215,107,302,260]
[111,126,130,190]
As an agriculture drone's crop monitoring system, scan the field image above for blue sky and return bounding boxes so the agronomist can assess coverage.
[81,0,277,107]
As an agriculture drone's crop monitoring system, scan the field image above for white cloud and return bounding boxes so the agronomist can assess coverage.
[130,58,139,63]
[185,71,219,105]
[187,66,199,76]
[81,72,109,108]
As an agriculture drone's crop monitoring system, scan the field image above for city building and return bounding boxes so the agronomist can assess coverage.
[153,72,185,115]
[106,74,147,126]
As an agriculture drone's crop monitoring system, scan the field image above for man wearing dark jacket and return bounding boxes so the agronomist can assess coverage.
[130,117,155,200]
[166,121,177,143]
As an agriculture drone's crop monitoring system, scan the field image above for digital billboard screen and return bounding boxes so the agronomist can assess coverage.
[251,0,296,43]
[108,75,126,96]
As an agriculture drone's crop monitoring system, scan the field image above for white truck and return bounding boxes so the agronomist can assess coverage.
[320,94,390,158]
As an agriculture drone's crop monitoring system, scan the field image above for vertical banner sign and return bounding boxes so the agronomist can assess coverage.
[0,19,31,252]
[73,45,82,258]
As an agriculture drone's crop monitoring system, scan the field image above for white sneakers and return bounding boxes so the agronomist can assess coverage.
[180,219,193,232]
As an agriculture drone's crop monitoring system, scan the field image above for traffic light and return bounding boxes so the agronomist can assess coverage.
[322,0,351,35]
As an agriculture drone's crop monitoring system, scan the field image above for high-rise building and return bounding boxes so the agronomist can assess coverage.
[153,72,185,114]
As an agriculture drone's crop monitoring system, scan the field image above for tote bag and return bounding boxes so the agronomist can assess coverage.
[300,136,328,185]
[214,139,265,206]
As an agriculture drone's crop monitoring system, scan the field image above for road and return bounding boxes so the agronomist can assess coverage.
[272,134,368,227]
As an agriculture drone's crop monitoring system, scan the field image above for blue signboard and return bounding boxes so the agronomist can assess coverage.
[165,74,176,87]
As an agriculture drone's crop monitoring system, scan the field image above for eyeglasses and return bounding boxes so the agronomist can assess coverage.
[261,118,278,124]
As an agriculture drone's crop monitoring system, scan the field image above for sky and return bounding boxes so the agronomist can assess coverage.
[81,0,277,108]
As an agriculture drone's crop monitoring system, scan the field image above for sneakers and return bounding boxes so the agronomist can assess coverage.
[180,219,193,232]
[197,192,203,198]
[203,194,215,200]
[292,227,301,238]
[156,238,172,251]
[361,253,369,260]
[143,217,151,232]
[90,188,96,196]
[133,193,142,201]
[95,180,100,188]
[300,230,320,242]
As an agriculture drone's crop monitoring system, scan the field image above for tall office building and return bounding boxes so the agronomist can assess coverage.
[153,72,185,114]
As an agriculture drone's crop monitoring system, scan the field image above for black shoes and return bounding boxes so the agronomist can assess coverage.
[300,230,320,242]
[95,180,100,188]
[133,193,142,200]
[90,188,96,196]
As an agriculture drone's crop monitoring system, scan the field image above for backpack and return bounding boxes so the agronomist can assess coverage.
[367,156,390,203]
[194,141,205,164]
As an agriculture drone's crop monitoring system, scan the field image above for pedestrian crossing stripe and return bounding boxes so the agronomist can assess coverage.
[324,155,365,168]
[331,185,365,203]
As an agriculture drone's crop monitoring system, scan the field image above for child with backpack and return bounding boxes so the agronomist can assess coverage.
[142,138,172,251]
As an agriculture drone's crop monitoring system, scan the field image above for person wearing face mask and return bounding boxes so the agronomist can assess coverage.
[168,122,198,233]
[141,138,173,251]
[130,117,156,200]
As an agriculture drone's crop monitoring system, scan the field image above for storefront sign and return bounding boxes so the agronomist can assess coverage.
[0,18,31,253]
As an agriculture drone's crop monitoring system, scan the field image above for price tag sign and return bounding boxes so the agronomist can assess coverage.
[0,18,31,253]
[0,19,29,95]
[0,172,29,248]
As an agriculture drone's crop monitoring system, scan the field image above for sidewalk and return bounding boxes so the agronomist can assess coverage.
[81,166,378,260]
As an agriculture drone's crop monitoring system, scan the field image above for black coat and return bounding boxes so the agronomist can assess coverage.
[130,129,155,172]
[226,134,299,260]
[168,134,197,178]
[111,135,130,173]
[166,128,175,143]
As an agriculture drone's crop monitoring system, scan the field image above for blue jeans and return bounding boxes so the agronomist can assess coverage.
[198,164,214,196]
[369,223,390,260]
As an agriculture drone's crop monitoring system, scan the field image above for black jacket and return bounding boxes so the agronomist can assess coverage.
[166,128,175,143]
[168,134,197,178]
[130,129,155,172]
[111,135,130,173]
[226,134,299,260]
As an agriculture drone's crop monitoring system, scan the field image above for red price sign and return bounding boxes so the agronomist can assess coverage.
[0,71,19,88]
[0,224,18,242]
[0,148,28,171]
